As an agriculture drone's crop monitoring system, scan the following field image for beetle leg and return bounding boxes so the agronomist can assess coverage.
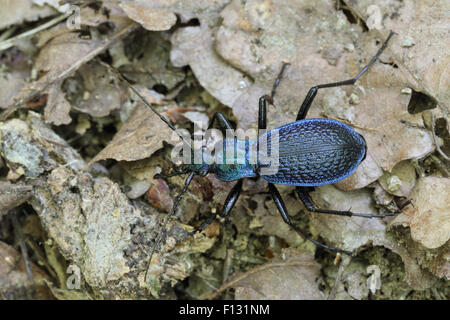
[269,183,352,255]
[296,186,411,218]
[257,63,290,173]
[146,172,196,281]
[296,32,394,120]
[270,62,290,100]
[258,62,291,131]
[209,112,234,131]
[188,179,243,236]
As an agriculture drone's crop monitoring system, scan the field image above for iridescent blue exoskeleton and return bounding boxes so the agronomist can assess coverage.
[112,32,411,280]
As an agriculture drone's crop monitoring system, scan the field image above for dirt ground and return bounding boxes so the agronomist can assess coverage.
[0,0,448,300]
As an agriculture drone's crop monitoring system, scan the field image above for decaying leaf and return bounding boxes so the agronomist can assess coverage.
[68,62,126,118]
[29,166,215,298]
[90,103,178,164]
[2,13,136,123]
[378,160,416,197]
[0,55,29,109]
[0,111,86,178]
[390,176,450,249]
[213,249,324,300]
[0,241,53,299]
[0,0,56,29]
[307,184,444,289]
[343,0,450,117]
[44,81,72,125]
[244,193,305,248]
[121,2,177,31]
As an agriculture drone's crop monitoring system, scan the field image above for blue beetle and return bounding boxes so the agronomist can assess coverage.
[111,32,410,277]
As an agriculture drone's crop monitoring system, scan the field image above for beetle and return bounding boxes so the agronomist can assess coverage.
[108,31,410,279]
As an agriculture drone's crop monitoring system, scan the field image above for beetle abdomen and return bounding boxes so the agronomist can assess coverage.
[259,118,366,186]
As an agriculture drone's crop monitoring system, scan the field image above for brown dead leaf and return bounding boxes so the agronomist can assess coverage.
[2,19,137,123]
[90,103,178,164]
[120,0,230,25]
[69,62,126,118]
[44,81,72,125]
[121,2,177,31]
[0,111,86,178]
[211,248,324,300]
[0,48,31,110]
[0,241,53,299]
[0,70,28,109]
[390,176,450,249]
[344,0,450,117]
[0,0,56,29]
[246,193,305,248]
[171,25,253,109]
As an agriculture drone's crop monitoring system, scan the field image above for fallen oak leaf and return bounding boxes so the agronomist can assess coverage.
[89,102,179,164]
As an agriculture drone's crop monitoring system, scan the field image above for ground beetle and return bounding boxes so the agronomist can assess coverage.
[108,31,411,280]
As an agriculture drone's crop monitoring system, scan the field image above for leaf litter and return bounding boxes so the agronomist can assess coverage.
[0,0,448,300]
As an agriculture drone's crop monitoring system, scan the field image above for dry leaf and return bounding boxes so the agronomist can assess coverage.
[378,160,416,197]
[121,2,177,31]
[215,249,324,300]
[44,81,72,125]
[90,103,177,163]
[3,20,137,123]
[0,111,86,178]
[0,0,56,29]
[0,69,28,109]
[344,0,450,117]
[69,62,125,118]
[390,176,450,249]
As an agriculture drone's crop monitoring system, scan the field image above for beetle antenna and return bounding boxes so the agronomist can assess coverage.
[145,171,195,283]
[99,61,192,150]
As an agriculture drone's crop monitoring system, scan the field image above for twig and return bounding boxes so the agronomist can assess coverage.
[0,12,74,52]
[0,26,18,42]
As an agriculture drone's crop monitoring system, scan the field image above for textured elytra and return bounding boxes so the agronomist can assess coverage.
[259,119,366,186]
